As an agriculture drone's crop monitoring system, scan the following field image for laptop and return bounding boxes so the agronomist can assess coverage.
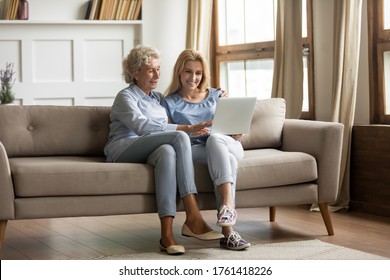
[210,97,257,135]
[189,96,257,144]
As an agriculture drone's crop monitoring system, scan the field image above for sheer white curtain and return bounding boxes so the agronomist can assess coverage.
[272,0,303,119]
[186,0,213,60]
[330,0,363,210]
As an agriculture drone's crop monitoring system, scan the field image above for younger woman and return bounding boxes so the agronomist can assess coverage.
[162,49,251,250]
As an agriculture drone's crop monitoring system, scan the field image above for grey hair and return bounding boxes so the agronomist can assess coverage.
[122,45,161,84]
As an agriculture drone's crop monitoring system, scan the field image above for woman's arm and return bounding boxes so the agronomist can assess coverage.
[114,91,168,134]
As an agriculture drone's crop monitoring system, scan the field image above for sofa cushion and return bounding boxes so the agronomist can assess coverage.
[9,157,155,197]
[183,148,317,193]
[236,149,318,190]
[9,150,317,198]
[241,98,286,149]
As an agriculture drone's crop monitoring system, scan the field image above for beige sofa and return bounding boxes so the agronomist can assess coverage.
[0,98,344,250]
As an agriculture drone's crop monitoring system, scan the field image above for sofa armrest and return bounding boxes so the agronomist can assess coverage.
[281,119,344,203]
[0,141,15,220]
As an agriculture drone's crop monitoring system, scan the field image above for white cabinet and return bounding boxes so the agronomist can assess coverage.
[0,0,142,106]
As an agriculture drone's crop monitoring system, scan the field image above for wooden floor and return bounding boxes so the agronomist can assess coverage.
[1,206,389,260]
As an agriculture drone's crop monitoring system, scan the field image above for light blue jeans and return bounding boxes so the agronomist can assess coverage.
[116,131,197,218]
[191,133,244,210]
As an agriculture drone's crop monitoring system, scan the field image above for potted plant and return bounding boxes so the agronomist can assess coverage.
[0,62,16,104]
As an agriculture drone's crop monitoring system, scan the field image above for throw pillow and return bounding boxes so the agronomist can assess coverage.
[241,98,286,149]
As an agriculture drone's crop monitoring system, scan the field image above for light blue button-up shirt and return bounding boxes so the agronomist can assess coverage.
[162,88,222,125]
[104,84,177,162]
[161,88,222,144]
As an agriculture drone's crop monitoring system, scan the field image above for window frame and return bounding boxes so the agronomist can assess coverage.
[368,0,390,124]
[210,0,315,120]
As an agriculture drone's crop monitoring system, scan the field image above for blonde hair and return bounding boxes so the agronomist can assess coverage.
[122,45,160,84]
[165,49,210,96]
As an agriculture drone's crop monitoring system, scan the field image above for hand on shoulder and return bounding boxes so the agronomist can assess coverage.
[217,87,229,97]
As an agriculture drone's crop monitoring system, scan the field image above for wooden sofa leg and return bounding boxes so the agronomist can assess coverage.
[269,206,276,222]
[318,203,334,236]
[0,220,7,250]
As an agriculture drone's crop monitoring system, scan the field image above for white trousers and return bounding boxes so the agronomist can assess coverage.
[191,133,244,210]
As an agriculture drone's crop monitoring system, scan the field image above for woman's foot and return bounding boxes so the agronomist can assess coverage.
[159,240,185,255]
[219,231,251,250]
[181,223,224,240]
[181,194,223,239]
[160,236,178,248]
[184,218,213,234]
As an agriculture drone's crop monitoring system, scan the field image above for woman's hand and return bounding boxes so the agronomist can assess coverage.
[217,87,228,97]
[177,120,212,134]
[190,128,209,137]
[231,134,244,142]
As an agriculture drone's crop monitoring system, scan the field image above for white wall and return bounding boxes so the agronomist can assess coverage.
[142,0,188,93]
[0,0,183,106]
[27,0,189,93]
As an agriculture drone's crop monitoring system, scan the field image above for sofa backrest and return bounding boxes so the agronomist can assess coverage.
[241,98,286,150]
[0,105,110,157]
[0,98,285,157]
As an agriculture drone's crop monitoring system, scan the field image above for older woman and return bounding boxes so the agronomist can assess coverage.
[104,45,222,255]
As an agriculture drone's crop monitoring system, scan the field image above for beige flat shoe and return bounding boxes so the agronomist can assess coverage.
[181,223,224,241]
[159,241,185,255]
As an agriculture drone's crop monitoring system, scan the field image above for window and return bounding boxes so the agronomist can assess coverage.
[211,0,314,119]
[368,0,390,123]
